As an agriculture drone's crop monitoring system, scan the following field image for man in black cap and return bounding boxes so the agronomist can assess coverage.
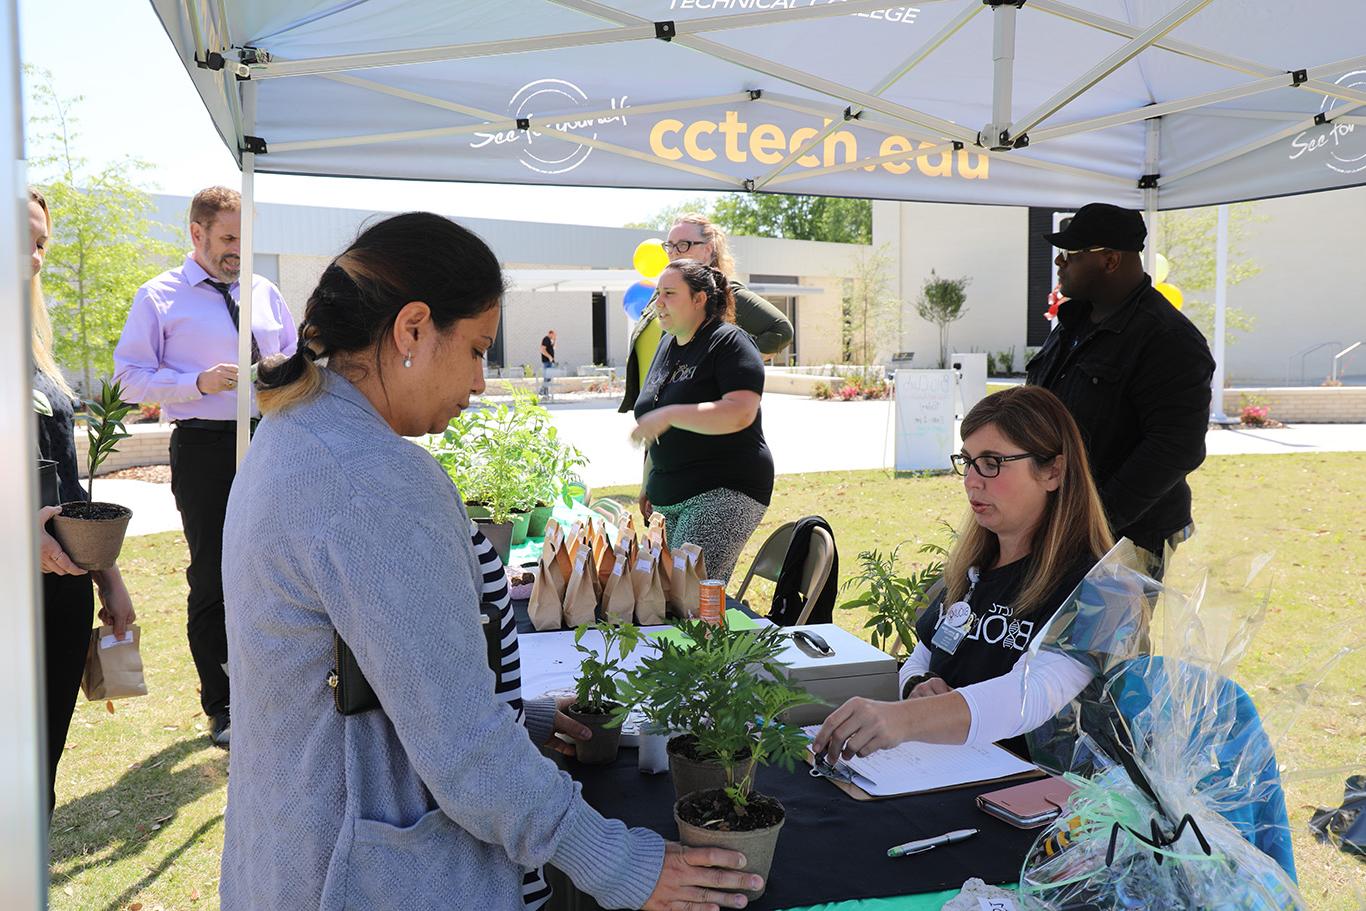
[1026,203,1214,573]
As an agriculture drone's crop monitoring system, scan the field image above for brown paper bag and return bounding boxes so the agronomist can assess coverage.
[562,547,599,628]
[595,538,618,589]
[601,543,637,624]
[666,543,707,619]
[617,513,636,540]
[82,624,148,701]
[632,551,668,626]
[528,537,567,631]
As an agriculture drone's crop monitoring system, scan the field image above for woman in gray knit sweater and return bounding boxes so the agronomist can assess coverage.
[220,213,759,911]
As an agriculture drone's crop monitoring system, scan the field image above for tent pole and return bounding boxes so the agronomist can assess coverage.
[0,0,49,902]
[1211,204,1230,422]
[236,79,256,464]
[983,0,1018,148]
[1144,118,1160,276]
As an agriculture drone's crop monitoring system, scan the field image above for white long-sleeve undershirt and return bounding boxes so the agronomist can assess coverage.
[898,643,1093,747]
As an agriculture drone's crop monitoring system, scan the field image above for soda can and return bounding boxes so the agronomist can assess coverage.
[699,579,725,627]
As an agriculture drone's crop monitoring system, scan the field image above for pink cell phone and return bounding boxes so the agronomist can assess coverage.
[976,776,1076,829]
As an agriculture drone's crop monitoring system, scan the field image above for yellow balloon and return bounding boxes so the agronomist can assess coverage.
[1155,282,1183,310]
[633,239,670,280]
[1154,252,1170,285]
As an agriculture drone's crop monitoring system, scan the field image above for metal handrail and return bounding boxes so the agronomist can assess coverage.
[1287,341,1341,385]
[1332,342,1363,382]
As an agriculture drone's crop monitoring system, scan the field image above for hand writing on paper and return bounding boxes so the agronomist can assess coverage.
[643,843,762,910]
[812,697,915,763]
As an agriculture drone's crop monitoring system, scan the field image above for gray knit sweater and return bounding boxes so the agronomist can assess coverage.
[220,369,663,910]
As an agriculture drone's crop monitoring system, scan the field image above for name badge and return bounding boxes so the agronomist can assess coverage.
[930,600,973,655]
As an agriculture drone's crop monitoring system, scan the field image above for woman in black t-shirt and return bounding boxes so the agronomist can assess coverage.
[630,259,774,583]
[814,386,1115,763]
[29,188,137,815]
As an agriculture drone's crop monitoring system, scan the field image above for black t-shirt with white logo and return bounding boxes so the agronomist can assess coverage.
[540,335,555,365]
[634,319,774,508]
[916,554,1095,689]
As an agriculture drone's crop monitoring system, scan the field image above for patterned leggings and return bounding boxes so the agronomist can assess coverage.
[654,487,768,585]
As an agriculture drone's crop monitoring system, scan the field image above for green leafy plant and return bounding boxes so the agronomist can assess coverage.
[514,389,588,507]
[613,622,816,814]
[915,270,971,368]
[573,621,642,715]
[83,379,134,503]
[839,537,950,656]
[812,381,831,400]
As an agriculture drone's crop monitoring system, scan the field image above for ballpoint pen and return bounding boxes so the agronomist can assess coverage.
[887,828,979,858]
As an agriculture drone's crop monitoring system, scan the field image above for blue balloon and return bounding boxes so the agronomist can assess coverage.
[623,280,655,320]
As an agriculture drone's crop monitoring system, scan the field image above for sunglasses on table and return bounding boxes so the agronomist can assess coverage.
[662,239,707,255]
[1057,246,1113,261]
[950,452,1042,478]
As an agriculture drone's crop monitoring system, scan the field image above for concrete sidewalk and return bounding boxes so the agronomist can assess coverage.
[110,396,1366,537]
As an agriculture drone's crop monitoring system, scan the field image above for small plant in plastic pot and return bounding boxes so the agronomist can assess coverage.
[50,380,135,570]
[567,621,641,765]
[615,622,815,900]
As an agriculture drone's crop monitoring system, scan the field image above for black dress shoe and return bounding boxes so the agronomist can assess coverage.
[210,712,231,749]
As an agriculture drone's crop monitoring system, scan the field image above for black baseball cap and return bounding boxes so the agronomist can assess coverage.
[1044,203,1146,252]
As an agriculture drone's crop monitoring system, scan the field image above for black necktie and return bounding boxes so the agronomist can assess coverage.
[204,278,261,363]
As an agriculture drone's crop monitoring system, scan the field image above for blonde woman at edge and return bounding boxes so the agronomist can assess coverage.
[619,213,792,521]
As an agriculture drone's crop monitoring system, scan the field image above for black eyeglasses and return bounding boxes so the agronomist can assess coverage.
[950,452,1041,478]
[662,239,706,255]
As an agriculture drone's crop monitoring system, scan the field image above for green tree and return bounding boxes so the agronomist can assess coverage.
[25,67,184,393]
[841,244,901,365]
[915,271,970,368]
[626,192,871,244]
[1154,204,1262,346]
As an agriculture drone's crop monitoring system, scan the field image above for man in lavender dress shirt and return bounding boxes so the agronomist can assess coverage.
[114,186,296,748]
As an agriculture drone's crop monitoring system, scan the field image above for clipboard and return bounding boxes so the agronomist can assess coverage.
[805,747,1044,801]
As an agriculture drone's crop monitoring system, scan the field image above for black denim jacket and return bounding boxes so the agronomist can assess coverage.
[1026,277,1214,553]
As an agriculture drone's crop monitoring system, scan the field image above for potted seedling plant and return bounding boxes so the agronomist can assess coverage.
[616,620,813,900]
[568,621,642,765]
[839,536,950,659]
[515,390,587,538]
[50,380,135,570]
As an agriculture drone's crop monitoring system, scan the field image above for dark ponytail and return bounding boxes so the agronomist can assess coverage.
[663,258,736,324]
[257,212,505,413]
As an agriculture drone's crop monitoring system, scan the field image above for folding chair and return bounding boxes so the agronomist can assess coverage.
[734,522,835,625]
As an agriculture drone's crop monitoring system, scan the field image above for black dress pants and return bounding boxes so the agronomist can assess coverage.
[169,425,236,718]
[43,570,95,816]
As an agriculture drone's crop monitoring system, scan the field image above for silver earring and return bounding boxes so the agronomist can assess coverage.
[403,351,413,368]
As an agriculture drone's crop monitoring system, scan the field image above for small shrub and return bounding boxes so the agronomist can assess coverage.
[138,402,161,423]
[837,384,861,401]
[813,382,831,400]
[1240,404,1270,427]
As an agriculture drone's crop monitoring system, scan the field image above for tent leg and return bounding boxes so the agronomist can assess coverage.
[1143,118,1160,275]
[982,1,1018,148]
[1,0,50,901]
[1211,204,1230,422]
[236,80,256,464]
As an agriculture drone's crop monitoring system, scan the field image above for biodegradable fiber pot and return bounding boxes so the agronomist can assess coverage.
[674,788,785,901]
[667,734,755,801]
[527,503,554,538]
[476,518,514,564]
[50,500,133,571]
[566,703,624,765]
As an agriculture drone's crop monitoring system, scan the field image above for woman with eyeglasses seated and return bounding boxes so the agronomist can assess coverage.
[629,259,773,585]
[813,385,1116,764]
[620,214,792,522]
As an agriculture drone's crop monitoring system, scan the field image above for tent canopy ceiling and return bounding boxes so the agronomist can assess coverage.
[155,0,1366,210]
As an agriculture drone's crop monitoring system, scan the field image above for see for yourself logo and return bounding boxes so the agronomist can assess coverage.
[471,79,630,175]
[1289,70,1366,175]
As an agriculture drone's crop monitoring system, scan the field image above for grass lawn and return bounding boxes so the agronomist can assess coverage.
[49,453,1366,910]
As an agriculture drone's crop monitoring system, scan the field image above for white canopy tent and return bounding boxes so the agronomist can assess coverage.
[6,0,1366,899]
[140,0,1366,455]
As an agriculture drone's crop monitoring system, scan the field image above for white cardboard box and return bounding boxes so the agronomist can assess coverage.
[773,624,899,725]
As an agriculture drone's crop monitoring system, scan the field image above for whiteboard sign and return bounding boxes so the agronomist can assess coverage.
[895,370,955,472]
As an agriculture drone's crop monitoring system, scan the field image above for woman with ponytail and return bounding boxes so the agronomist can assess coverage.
[221,214,758,911]
[630,259,774,583]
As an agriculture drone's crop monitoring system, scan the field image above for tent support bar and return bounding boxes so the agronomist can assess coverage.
[1013,0,1216,139]
[184,0,207,64]
[1143,119,1160,276]
[261,0,954,79]
[1165,100,1365,186]
[270,92,755,154]
[1211,204,1230,422]
[983,0,1018,148]
[1029,72,1302,144]
[753,0,982,191]
[236,78,256,465]
[1027,0,1278,78]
